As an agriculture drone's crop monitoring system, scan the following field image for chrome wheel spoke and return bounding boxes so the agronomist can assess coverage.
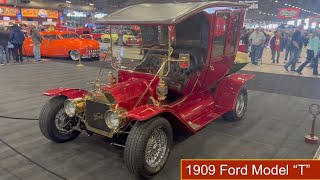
[54,109,75,134]
[145,128,168,168]
[236,93,245,117]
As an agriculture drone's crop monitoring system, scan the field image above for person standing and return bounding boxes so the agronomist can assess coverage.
[10,24,25,63]
[29,24,43,62]
[283,29,294,62]
[270,31,285,63]
[284,25,304,72]
[243,29,251,53]
[0,25,11,65]
[296,31,319,75]
[249,27,266,65]
[259,28,268,61]
[48,25,55,32]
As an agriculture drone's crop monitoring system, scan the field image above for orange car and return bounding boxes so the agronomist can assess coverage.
[23,31,100,60]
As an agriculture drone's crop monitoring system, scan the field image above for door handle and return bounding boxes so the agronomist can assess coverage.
[210,65,215,70]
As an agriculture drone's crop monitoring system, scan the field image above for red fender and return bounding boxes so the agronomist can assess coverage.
[214,73,255,111]
[43,88,88,99]
[127,104,164,121]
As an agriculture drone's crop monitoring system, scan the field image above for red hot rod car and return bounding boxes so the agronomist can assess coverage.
[38,2,253,178]
[23,30,100,60]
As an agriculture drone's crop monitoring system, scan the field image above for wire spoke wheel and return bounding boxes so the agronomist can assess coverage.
[54,108,75,134]
[145,128,168,168]
[236,93,245,117]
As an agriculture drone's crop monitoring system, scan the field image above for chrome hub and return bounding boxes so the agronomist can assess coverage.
[236,93,245,117]
[55,108,75,134]
[145,128,167,168]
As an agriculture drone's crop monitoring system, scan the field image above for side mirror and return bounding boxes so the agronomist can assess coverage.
[178,53,190,69]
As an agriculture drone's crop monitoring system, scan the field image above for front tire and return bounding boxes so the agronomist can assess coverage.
[69,50,81,61]
[124,117,172,178]
[39,96,80,143]
[222,87,248,121]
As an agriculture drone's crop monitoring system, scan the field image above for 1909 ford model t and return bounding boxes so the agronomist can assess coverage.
[39,1,253,178]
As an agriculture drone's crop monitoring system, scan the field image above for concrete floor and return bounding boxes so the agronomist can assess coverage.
[0,60,320,180]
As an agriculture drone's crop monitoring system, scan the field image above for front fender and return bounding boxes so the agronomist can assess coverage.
[214,73,255,111]
[43,88,88,99]
[127,104,164,121]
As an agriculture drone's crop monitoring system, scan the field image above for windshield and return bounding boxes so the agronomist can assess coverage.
[61,34,80,38]
[103,25,170,73]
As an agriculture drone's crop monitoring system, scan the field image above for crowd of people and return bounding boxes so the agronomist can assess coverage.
[242,25,320,76]
[0,23,43,65]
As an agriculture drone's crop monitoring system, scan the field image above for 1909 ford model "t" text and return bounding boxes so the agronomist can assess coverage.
[39,1,253,178]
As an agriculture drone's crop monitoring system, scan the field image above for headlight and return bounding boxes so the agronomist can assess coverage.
[64,99,76,117]
[64,98,85,117]
[105,111,120,130]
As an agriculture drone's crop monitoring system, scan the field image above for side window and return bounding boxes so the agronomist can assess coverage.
[43,35,59,40]
[230,12,241,53]
[43,35,51,39]
[212,12,230,58]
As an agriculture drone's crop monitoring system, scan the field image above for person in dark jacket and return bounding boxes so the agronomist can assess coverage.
[270,31,285,63]
[0,25,11,65]
[10,24,25,62]
[283,29,294,62]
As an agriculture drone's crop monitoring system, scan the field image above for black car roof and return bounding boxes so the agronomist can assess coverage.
[95,1,249,25]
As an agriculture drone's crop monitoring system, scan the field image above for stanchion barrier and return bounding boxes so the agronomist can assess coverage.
[77,56,84,67]
[305,104,319,144]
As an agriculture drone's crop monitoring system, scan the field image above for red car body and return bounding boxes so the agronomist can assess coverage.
[39,2,253,178]
[43,4,253,133]
[23,31,100,59]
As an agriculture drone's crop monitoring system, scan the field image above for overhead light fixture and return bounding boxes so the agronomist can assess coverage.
[89,3,94,6]
[66,0,71,3]
[274,0,278,2]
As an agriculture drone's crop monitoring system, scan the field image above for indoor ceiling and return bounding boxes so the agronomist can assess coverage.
[15,0,320,21]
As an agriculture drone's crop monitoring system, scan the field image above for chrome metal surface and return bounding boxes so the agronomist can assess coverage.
[145,128,168,168]
[236,93,245,117]
[54,108,75,134]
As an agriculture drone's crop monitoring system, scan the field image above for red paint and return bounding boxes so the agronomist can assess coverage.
[44,88,88,99]
[44,5,253,133]
[23,30,99,58]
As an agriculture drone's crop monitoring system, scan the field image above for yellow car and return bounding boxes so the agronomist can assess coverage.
[101,31,137,45]
[101,33,119,43]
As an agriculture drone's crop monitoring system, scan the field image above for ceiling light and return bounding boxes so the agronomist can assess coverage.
[66,0,71,3]
[285,3,287,5]
[89,3,94,6]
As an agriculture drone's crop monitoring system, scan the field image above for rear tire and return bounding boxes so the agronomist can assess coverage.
[124,117,172,178]
[222,87,248,121]
[39,96,80,143]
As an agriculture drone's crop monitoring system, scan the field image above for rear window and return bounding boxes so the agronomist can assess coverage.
[61,34,79,38]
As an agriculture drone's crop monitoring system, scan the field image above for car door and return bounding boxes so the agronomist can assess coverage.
[203,10,232,89]
[40,35,51,56]
[45,35,63,56]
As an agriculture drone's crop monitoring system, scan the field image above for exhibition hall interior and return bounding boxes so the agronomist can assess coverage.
[0,0,320,179]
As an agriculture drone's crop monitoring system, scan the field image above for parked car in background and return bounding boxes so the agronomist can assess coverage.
[81,29,107,42]
[23,30,100,60]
